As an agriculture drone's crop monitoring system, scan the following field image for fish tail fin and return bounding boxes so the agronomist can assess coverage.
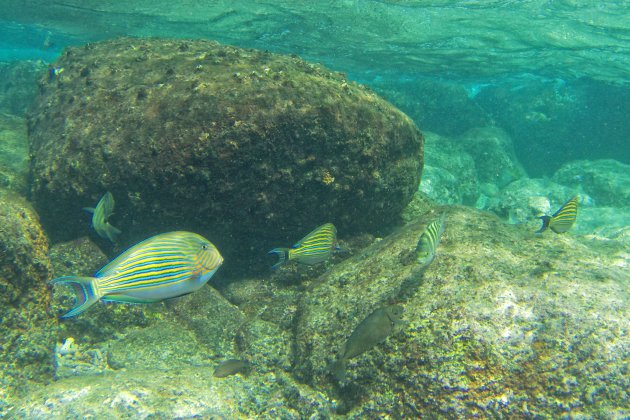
[536,216,551,234]
[268,248,290,269]
[330,358,347,382]
[334,243,348,254]
[51,276,100,318]
[82,207,95,214]
[104,223,122,243]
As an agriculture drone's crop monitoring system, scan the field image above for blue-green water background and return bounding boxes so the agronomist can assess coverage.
[1,0,629,178]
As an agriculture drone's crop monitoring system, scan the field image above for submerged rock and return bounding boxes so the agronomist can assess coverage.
[0,190,56,412]
[420,131,479,205]
[28,37,423,273]
[0,60,47,116]
[482,177,576,227]
[456,126,527,188]
[552,159,630,207]
[294,206,629,417]
[0,114,29,194]
[8,367,335,418]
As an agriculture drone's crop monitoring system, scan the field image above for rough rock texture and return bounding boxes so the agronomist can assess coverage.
[552,159,630,207]
[9,367,335,418]
[482,178,576,227]
[0,114,29,194]
[420,131,479,205]
[0,60,47,116]
[456,126,526,188]
[294,206,629,417]
[28,37,423,273]
[0,189,56,413]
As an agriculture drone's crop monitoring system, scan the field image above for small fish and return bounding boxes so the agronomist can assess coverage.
[268,223,342,269]
[537,195,579,234]
[415,213,446,266]
[213,359,250,378]
[48,66,64,79]
[51,231,223,318]
[331,305,404,382]
[83,192,121,243]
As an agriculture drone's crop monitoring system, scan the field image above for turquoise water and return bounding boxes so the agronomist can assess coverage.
[0,2,628,418]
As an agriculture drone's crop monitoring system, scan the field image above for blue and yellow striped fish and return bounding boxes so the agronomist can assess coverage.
[52,231,223,318]
[268,223,342,269]
[415,213,446,266]
[83,191,121,243]
[537,195,579,234]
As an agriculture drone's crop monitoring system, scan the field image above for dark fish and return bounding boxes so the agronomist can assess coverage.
[268,223,342,269]
[415,213,446,266]
[51,231,223,318]
[331,305,404,382]
[537,195,579,234]
[213,359,249,378]
[83,191,121,243]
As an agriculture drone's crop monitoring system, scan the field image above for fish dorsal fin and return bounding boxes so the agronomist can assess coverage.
[95,233,162,277]
[293,223,336,248]
[98,191,116,220]
[95,231,194,277]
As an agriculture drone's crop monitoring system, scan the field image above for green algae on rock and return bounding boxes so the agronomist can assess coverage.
[293,206,629,417]
[0,114,29,194]
[0,60,48,116]
[0,190,56,412]
[28,37,424,273]
[8,366,335,418]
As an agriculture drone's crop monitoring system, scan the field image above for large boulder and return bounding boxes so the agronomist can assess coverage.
[28,37,423,273]
[294,206,629,417]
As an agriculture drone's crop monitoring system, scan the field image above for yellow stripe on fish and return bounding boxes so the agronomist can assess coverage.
[537,195,579,234]
[51,231,223,318]
[83,191,121,243]
[415,213,446,266]
[268,223,343,269]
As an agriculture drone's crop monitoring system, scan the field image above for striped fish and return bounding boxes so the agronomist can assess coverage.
[52,231,223,318]
[415,213,446,266]
[537,195,579,234]
[83,191,121,243]
[268,223,342,269]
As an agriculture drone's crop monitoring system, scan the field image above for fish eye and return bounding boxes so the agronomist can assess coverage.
[201,243,209,250]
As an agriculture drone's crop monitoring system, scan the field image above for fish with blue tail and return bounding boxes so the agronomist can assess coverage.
[268,223,343,269]
[537,195,579,234]
[415,213,446,266]
[51,231,223,318]
[83,192,121,243]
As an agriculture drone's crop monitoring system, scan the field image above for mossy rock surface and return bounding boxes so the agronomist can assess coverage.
[0,190,56,411]
[28,37,423,274]
[294,206,629,417]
